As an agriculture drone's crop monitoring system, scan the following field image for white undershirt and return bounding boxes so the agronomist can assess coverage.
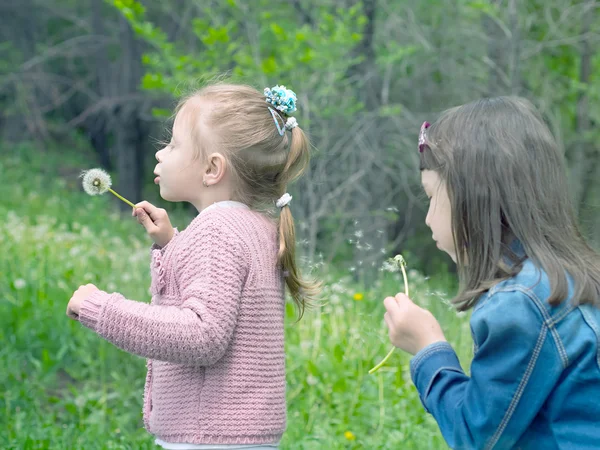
[200,200,249,215]
[154,440,278,450]
[155,200,278,450]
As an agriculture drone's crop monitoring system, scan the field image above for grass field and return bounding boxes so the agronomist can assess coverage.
[0,146,472,449]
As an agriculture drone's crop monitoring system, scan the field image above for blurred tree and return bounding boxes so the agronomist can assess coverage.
[1,0,597,273]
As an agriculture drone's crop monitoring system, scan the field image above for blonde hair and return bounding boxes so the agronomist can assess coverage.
[176,83,320,318]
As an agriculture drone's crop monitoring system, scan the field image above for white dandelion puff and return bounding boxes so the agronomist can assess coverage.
[382,260,399,273]
[80,168,137,208]
[81,168,111,195]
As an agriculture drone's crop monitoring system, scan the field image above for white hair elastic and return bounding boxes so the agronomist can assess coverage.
[268,108,299,136]
[276,193,292,209]
[285,117,298,131]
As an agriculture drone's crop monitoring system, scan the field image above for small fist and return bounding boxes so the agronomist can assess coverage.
[383,293,447,355]
[67,284,99,320]
[133,201,174,248]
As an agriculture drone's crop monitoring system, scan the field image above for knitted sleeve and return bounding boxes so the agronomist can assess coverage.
[78,216,248,365]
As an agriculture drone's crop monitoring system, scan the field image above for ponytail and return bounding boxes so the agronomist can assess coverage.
[278,126,321,319]
[189,82,321,318]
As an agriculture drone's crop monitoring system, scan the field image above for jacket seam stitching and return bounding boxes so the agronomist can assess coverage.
[486,326,548,450]
[579,306,600,370]
[491,286,569,367]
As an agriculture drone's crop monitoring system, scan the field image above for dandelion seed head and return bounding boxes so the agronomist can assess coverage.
[382,260,399,273]
[393,254,407,268]
[81,168,112,195]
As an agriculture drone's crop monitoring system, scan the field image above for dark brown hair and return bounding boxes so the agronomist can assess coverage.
[419,96,600,311]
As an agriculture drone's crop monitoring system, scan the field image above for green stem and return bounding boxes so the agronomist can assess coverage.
[401,264,409,298]
[368,347,396,374]
[369,258,409,374]
[108,188,136,209]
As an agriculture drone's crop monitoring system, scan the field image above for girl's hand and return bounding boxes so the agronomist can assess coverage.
[383,293,447,355]
[67,283,99,320]
[133,201,174,248]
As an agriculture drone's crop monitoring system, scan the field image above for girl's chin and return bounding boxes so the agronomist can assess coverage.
[437,244,458,264]
[159,190,185,203]
[447,251,463,265]
[159,188,174,202]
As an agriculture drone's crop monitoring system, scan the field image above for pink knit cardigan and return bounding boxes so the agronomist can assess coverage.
[78,206,286,445]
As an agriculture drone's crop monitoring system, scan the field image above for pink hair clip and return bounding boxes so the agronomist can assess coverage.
[418,121,430,153]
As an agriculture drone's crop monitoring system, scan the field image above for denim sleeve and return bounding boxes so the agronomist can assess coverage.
[410,289,563,450]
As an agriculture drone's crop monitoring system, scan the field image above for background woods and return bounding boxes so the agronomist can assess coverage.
[2,0,598,271]
[1,1,598,448]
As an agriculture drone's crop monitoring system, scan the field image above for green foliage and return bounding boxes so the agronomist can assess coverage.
[111,0,369,121]
[0,147,469,449]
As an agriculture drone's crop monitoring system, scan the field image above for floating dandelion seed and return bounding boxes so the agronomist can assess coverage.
[369,254,409,374]
[80,168,137,209]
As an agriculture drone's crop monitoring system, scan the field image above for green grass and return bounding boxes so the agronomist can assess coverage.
[0,145,472,449]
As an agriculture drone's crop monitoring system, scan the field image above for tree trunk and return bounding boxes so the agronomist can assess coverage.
[485,0,508,95]
[115,106,142,207]
[571,1,594,217]
[88,0,112,169]
[113,17,144,210]
[507,0,521,94]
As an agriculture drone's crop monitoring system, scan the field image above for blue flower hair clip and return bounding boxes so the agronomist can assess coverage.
[264,85,297,115]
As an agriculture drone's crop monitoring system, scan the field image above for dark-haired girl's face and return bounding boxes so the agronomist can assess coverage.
[422,170,456,263]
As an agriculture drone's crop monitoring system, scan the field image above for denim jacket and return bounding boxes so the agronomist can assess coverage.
[410,260,600,449]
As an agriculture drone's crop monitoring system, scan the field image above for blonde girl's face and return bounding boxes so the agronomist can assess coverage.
[153,105,206,203]
[422,170,456,262]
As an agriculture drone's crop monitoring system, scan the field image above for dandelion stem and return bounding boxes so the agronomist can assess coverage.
[369,255,409,374]
[401,263,409,298]
[108,188,136,209]
[369,347,395,375]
